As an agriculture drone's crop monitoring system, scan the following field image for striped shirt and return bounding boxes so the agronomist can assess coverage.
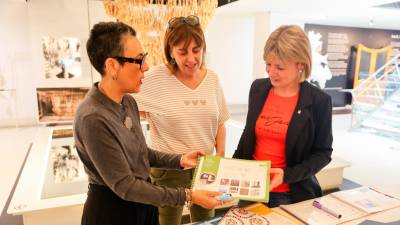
[133,64,230,155]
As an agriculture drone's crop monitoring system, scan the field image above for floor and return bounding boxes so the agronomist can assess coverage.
[331,114,400,199]
[0,127,39,225]
[0,114,399,225]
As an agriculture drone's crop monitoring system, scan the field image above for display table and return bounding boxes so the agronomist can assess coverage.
[7,121,153,225]
[316,156,351,191]
[344,207,400,224]
[273,206,400,225]
[191,199,400,225]
[7,125,352,225]
[7,127,86,225]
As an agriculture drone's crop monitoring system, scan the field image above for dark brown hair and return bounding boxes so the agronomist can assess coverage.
[164,21,206,73]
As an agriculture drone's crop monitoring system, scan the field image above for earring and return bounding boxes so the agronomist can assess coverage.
[170,58,176,65]
[298,70,303,74]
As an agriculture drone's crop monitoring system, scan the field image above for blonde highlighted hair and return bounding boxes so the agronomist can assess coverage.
[263,25,312,81]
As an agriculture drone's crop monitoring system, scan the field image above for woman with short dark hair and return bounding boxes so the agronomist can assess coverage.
[74,21,226,225]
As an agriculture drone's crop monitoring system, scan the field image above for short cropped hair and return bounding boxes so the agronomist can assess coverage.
[86,21,136,76]
[263,25,312,81]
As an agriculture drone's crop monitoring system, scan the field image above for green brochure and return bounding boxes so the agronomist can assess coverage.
[191,155,271,202]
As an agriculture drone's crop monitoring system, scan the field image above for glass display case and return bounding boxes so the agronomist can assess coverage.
[8,122,151,225]
[8,127,85,225]
[41,127,88,199]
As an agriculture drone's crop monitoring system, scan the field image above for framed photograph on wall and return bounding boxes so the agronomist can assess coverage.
[41,36,82,80]
[36,87,88,124]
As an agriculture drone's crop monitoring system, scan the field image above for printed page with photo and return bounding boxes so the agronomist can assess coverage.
[330,187,400,213]
[279,186,400,225]
[191,155,270,202]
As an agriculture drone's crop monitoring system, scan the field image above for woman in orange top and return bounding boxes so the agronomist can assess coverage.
[233,25,333,207]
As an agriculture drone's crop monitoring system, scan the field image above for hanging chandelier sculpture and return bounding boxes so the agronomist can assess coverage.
[103,0,218,66]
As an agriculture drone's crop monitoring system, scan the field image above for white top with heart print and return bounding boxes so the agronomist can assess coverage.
[132,64,230,155]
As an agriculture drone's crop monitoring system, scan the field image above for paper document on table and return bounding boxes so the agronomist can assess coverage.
[245,203,303,225]
[191,155,270,202]
[219,206,301,225]
[331,187,400,213]
[280,195,368,225]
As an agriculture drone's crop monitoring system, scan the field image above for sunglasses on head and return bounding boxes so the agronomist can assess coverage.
[111,52,148,70]
[167,15,200,30]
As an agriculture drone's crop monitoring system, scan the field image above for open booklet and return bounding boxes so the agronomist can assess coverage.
[191,155,271,202]
[280,187,400,225]
[218,203,303,225]
[192,203,302,225]
[330,187,400,213]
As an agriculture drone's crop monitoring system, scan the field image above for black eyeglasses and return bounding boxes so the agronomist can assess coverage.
[167,15,200,29]
[112,52,148,70]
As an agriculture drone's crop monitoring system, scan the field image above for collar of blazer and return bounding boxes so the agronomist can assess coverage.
[254,78,314,110]
[286,81,313,156]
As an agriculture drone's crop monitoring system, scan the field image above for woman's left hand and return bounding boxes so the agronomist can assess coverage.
[270,168,284,191]
[181,150,205,168]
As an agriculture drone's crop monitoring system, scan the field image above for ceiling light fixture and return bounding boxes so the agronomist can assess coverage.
[103,0,217,66]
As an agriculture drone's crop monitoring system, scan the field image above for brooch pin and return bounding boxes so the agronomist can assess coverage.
[124,116,133,130]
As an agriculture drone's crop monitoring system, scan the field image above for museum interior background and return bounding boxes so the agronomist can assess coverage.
[0,0,400,225]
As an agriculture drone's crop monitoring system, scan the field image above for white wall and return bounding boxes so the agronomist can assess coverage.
[203,10,307,107]
[0,0,112,127]
[205,13,255,105]
[205,10,307,105]
[269,11,305,31]
[252,12,270,79]
[87,0,116,83]
[0,1,33,126]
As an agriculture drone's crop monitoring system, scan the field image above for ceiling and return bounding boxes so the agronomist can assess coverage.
[7,0,400,29]
[216,0,400,30]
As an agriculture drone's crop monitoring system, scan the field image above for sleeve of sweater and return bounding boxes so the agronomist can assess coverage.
[77,114,186,207]
[147,147,182,169]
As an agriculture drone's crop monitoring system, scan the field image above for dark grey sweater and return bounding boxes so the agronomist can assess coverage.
[73,83,186,207]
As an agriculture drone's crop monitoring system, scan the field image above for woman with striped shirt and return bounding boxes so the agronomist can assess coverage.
[133,16,230,225]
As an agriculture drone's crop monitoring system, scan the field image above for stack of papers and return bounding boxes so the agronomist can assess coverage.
[280,187,400,225]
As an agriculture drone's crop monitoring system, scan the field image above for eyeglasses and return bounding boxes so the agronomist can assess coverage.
[112,52,148,70]
[167,15,200,30]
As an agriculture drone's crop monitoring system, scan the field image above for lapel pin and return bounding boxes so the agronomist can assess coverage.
[124,116,133,130]
[297,109,301,114]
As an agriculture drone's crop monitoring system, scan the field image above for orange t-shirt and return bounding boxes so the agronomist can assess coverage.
[253,90,299,192]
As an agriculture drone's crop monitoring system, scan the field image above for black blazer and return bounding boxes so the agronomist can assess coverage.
[233,78,333,203]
